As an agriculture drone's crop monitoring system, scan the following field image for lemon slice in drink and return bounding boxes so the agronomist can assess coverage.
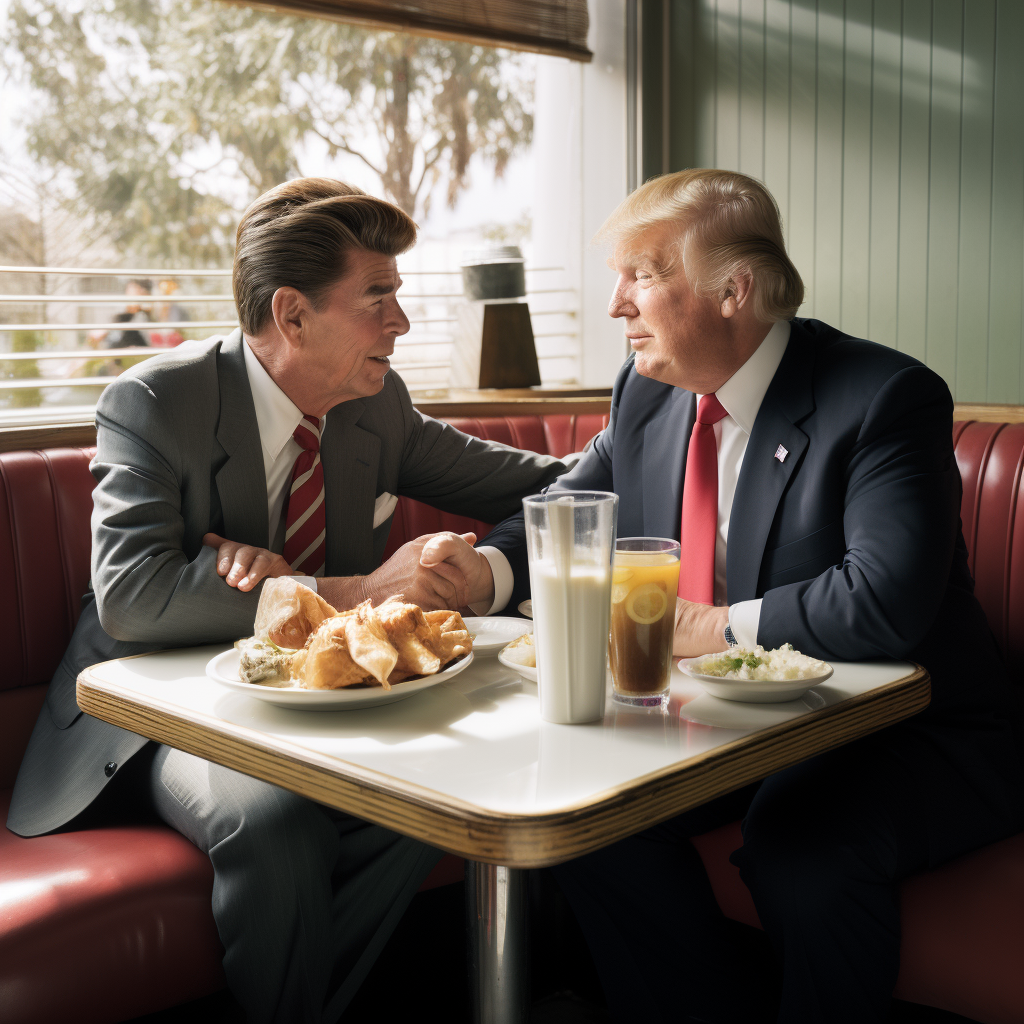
[612,583,630,604]
[625,583,668,624]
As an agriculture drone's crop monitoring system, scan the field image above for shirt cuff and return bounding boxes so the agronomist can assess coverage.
[469,546,514,615]
[728,599,762,647]
[291,576,318,593]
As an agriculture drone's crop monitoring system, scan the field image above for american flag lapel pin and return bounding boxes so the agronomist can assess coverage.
[774,444,789,463]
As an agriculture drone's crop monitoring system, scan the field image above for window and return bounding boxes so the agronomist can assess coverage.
[0,0,626,425]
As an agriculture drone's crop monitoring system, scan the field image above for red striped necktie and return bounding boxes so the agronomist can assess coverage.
[678,393,728,605]
[283,414,326,577]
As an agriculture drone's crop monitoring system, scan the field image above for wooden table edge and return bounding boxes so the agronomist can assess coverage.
[77,662,930,868]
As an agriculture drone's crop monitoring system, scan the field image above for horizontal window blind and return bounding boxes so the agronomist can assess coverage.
[225,0,592,61]
[0,265,580,426]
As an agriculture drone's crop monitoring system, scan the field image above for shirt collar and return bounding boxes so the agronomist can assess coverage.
[709,319,791,435]
[242,340,305,463]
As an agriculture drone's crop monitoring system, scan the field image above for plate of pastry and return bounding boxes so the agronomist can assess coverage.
[207,578,474,709]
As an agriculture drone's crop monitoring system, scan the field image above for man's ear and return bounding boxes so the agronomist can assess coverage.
[720,271,753,319]
[271,287,309,348]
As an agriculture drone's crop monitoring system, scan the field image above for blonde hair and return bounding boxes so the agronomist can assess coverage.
[598,169,804,322]
[234,178,417,335]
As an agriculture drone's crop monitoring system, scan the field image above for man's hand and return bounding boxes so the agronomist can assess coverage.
[203,533,295,593]
[673,598,731,657]
[419,531,494,610]
[320,532,491,613]
[358,533,477,611]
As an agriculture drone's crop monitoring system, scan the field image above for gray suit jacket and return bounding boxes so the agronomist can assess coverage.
[8,331,564,836]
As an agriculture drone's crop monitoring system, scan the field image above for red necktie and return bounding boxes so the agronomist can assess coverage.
[678,394,728,605]
[283,415,326,577]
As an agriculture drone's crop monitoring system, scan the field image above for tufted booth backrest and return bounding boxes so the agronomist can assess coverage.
[380,413,610,562]
[952,421,1024,682]
[0,447,96,694]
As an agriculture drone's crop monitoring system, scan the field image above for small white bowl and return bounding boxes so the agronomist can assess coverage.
[463,616,532,657]
[497,646,537,683]
[678,653,833,704]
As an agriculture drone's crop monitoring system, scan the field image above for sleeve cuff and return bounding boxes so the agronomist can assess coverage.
[470,546,514,615]
[729,599,762,647]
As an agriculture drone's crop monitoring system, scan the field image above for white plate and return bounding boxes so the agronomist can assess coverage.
[497,647,537,682]
[518,600,533,619]
[463,616,532,656]
[206,648,474,710]
[678,653,833,703]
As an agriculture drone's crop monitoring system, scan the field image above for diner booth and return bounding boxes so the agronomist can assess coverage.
[3,1,1024,1023]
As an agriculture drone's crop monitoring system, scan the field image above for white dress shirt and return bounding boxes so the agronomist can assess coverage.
[703,318,790,646]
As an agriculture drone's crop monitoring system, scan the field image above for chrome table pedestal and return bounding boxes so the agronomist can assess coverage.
[466,861,529,1024]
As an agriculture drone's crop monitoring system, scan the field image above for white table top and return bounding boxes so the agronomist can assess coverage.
[78,647,928,866]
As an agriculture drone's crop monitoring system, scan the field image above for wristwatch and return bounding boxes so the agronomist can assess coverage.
[723,623,738,647]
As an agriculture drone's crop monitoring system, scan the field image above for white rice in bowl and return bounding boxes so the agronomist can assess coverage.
[696,644,829,681]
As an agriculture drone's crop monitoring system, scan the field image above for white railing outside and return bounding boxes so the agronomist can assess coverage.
[0,265,580,425]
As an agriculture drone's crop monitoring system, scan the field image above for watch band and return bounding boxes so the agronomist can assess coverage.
[724,623,738,647]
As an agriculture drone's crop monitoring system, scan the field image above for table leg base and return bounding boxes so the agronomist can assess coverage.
[465,861,529,1024]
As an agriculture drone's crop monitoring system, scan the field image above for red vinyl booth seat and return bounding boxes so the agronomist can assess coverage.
[1,412,1021,1023]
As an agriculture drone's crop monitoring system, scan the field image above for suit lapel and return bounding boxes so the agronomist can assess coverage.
[642,388,695,540]
[726,323,815,602]
[322,398,381,576]
[214,332,269,547]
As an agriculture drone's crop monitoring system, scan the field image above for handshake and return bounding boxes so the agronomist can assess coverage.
[202,530,495,613]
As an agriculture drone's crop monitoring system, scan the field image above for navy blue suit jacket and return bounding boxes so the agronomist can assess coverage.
[485,318,1020,728]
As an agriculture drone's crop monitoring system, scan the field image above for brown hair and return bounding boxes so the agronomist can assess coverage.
[597,169,804,322]
[233,178,417,335]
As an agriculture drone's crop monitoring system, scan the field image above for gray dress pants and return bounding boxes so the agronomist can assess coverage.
[147,744,443,1023]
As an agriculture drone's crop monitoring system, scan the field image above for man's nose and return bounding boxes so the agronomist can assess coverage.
[608,284,637,319]
[389,299,411,337]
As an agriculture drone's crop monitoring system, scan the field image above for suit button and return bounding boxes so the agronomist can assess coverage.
[104,761,117,777]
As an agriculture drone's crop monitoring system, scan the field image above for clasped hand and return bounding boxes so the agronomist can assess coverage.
[202,530,494,612]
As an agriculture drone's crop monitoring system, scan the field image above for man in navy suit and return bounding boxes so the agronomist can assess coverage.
[479,169,1024,1022]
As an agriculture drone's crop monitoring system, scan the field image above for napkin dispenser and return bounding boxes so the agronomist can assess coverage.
[449,246,542,389]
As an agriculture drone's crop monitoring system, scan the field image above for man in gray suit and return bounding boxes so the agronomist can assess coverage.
[7,178,565,1022]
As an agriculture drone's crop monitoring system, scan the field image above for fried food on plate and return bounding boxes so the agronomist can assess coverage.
[424,609,472,663]
[377,598,442,678]
[291,603,399,690]
[239,580,472,690]
[254,577,337,649]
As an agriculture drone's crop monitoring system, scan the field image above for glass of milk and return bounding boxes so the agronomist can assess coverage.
[523,491,618,724]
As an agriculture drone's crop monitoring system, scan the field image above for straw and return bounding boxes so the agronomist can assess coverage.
[548,497,576,721]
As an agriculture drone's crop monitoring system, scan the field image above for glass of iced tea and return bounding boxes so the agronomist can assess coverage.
[609,538,680,706]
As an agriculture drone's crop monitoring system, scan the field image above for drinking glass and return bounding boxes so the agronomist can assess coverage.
[523,491,618,724]
[608,537,681,707]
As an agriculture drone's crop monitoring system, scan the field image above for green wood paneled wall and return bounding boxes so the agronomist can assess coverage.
[653,0,1024,403]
